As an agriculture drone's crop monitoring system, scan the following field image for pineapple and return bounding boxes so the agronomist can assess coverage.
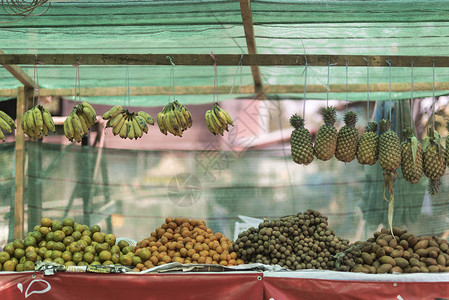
[378,119,401,237]
[423,126,446,195]
[289,114,314,165]
[400,127,423,184]
[356,121,379,165]
[379,119,401,173]
[314,106,337,161]
[335,111,358,162]
[446,121,449,167]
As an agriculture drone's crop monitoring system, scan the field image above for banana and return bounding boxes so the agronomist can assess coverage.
[134,115,146,130]
[112,115,126,136]
[137,111,154,125]
[163,112,176,136]
[110,112,125,128]
[71,113,83,142]
[65,115,75,140]
[25,109,36,132]
[0,128,4,142]
[210,108,225,129]
[205,111,217,135]
[157,112,167,135]
[0,116,12,133]
[132,117,142,138]
[168,110,182,137]
[119,118,129,139]
[109,105,124,119]
[42,121,48,136]
[41,107,56,132]
[20,113,26,132]
[207,110,221,134]
[33,106,44,132]
[213,105,228,126]
[82,107,96,125]
[78,113,89,135]
[180,104,192,128]
[127,119,135,140]
[0,110,15,129]
[220,106,234,126]
[63,120,72,141]
[174,107,188,130]
[81,102,97,122]
[102,111,112,120]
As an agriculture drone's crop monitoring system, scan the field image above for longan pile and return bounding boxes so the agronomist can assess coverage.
[133,217,244,271]
[231,209,353,271]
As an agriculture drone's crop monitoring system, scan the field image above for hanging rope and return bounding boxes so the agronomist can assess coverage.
[326,60,330,107]
[165,56,176,103]
[210,51,218,104]
[72,57,82,103]
[32,55,39,106]
[303,60,308,120]
[363,57,370,121]
[345,60,348,110]
[410,61,414,130]
[386,59,392,120]
[229,54,244,96]
[0,0,50,23]
[432,60,436,130]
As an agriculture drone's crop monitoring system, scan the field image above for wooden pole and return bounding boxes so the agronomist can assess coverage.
[1,54,449,67]
[14,86,33,240]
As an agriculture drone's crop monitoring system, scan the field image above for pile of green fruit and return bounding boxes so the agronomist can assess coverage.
[0,217,139,272]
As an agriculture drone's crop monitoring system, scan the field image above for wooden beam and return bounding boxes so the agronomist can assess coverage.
[2,82,449,98]
[0,50,36,89]
[14,86,33,240]
[1,54,449,67]
[239,0,263,99]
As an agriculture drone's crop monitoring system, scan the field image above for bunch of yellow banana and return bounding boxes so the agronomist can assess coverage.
[0,110,15,142]
[21,105,55,140]
[157,100,192,137]
[63,102,97,142]
[103,105,154,140]
[205,103,234,136]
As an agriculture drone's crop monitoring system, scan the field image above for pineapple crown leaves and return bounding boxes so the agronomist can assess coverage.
[365,121,378,133]
[289,114,305,129]
[379,119,392,134]
[423,124,444,159]
[447,120,449,132]
[343,111,357,127]
[320,106,337,127]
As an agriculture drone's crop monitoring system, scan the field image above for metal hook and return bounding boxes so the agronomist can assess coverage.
[165,56,175,67]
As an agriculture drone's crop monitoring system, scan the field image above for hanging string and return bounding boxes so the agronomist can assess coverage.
[210,51,218,104]
[326,60,330,107]
[123,57,130,108]
[165,56,176,102]
[410,61,414,130]
[386,59,392,120]
[303,60,308,120]
[364,57,370,121]
[72,58,82,102]
[33,55,39,106]
[432,60,436,130]
[229,54,244,96]
[345,60,349,110]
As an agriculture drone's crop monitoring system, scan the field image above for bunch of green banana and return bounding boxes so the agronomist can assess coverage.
[157,100,192,137]
[103,105,154,140]
[21,105,55,140]
[205,103,234,136]
[0,110,15,142]
[63,102,97,142]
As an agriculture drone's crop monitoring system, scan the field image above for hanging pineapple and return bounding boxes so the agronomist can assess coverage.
[290,114,314,165]
[423,125,446,195]
[356,121,379,165]
[314,106,337,161]
[378,119,401,236]
[335,111,358,162]
[400,127,423,184]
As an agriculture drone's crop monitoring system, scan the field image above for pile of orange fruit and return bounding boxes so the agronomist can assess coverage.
[133,217,244,271]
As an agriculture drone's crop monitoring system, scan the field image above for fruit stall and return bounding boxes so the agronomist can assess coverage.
[0,0,449,299]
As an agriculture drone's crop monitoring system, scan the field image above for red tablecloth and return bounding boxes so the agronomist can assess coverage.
[2,271,449,300]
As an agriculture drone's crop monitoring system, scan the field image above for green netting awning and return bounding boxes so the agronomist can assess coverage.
[1,0,449,106]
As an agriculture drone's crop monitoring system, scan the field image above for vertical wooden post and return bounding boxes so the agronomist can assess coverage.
[14,86,32,240]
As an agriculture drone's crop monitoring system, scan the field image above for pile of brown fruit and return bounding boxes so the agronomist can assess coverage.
[230,209,353,271]
[133,217,244,272]
[350,227,449,273]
